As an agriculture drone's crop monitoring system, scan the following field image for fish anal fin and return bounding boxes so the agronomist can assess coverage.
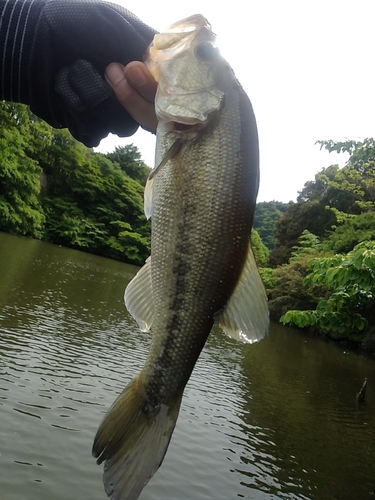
[124,257,154,332]
[216,246,269,343]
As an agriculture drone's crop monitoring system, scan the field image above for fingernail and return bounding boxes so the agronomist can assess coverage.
[126,65,147,87]
[105,63,125,86]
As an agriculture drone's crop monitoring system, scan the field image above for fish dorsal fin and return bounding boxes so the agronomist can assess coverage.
[216,246,269,343]
[144,139,182,219]
[124,257,154,332]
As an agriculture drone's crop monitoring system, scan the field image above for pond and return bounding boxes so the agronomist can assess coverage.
[0,232,374,500]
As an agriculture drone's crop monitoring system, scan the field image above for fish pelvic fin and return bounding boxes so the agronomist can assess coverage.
[216,245,269,343]
[92,376,182,500]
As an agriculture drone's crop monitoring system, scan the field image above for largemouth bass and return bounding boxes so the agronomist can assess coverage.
[92,14,269,500]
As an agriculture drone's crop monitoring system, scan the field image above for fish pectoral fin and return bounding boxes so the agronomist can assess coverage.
[149,138,182,181]
[216,246,269,343]
[144,177,154,220]
[144,139,182,219]
[92,376,182,500]
[124,256,154,332]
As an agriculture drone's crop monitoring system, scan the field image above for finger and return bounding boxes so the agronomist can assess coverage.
[105,62,157,133]
[124,61,157,104]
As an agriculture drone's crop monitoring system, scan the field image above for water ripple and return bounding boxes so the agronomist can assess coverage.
[1,234,375,500]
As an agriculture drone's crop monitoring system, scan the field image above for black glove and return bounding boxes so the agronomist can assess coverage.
[0,0,156,147]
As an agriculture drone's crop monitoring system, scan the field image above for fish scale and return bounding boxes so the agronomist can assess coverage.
[92,14,268,500]
[148,108,251,394]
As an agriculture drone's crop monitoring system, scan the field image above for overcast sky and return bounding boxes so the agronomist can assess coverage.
[95,0,375,202]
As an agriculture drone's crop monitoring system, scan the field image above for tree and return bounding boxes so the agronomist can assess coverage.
[41,130,150,264]
[316,138,375,214]
[253,200,287,250]
[0,102,45,237]
[269,200,335,266]
[0,102,151,263]
[267,231,326,321]
[280,241,375,342]
[106,145,151,185]
[290,230,321,261]
[297,164,340,203]
[251,229,269,265]
[323,212,375,254]
[270,139,375,267]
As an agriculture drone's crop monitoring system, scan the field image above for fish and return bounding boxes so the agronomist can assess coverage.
[92,14,269,500]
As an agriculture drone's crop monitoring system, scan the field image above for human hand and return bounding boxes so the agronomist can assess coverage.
[4,0,157,147]
[105,61,158,134]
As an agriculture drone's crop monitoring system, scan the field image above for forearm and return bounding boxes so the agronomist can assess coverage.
[0,0,156,146]
[0,0,44,102]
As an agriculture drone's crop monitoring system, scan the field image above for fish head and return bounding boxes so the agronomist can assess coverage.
[145,14,227,132]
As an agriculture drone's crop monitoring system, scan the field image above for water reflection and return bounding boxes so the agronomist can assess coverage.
[233,328,375,500]
[0,232,374,500]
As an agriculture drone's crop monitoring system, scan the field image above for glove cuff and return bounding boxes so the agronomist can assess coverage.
[0,0,45,103]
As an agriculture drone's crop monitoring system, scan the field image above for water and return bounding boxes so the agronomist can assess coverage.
[0,232,374,500]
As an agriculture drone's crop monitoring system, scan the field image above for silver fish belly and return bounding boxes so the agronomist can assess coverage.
[92,14,269,500]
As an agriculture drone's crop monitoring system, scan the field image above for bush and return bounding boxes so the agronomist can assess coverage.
[268,254,326,321]
[281,241,375,342]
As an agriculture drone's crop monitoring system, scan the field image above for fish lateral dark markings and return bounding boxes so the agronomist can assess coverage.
[92,13,269,500]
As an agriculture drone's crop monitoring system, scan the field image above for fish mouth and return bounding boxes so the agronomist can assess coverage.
[172,121,203,132]
[162,120,205,137]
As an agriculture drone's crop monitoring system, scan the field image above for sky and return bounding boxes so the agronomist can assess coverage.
[95,0,375,202]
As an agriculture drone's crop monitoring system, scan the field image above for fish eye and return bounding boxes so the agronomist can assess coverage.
[194,42,218,61]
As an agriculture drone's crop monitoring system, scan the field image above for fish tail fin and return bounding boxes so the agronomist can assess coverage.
[92,375,182,500]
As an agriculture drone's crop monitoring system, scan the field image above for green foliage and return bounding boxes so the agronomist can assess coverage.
[258,267,277,290]
[297,164,340,203]
[106,145,151,185]
[268,230,328,320]
[251,229,269,265]
[268,138,375,348]
[281,241,375,341]
[268,254,324,322]
[40,131,150,264]
[107,220,150,262]
[290,230,321,261]
[42,196,107,248]
[269,200,335,266]
[0,102,151,264]
[317,138,375,214]
[323,212,375,254]
[270,138,375,269]
[298,164,359,216]
[2,101,375,350]
[0,103,45,237]
[253,200,288,250]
